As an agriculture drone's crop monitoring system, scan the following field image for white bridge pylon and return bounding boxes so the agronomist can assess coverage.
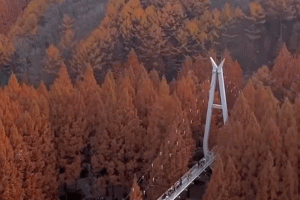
[203,57,228,157]
[155,58,228,200]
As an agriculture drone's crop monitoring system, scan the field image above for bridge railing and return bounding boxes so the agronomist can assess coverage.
[156,152,215,200]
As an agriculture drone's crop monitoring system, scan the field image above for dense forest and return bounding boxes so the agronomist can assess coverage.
[0,0,299,200]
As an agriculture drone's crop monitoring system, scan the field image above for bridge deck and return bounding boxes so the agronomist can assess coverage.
[157,152,215,200]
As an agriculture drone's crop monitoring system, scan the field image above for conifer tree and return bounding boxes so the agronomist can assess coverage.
[59,14,75,61]
[130,174,143,200]
[123,48,147,91]
[76,64,103,144]
[254,65,271,86]
[272,43,293,94]
[256,151,280,200]
[176,70,201,134]
[96,70,145,188]
[93,70,117,188]
[281,160,298,199]
[149,111,194,199]
[77,64,109,193]
[203,156,226,200]
[5,73,21,101]
[145,76,183,164]
[205,77,299,200]
[9,125,28,199]
[0,34,14,67]
[253,85,279,125]
[148,69,160,92]
[244,1,266,66]
[14,84,58,200]
[49,63,86,186]
[222,48,243,109]
[0,120,24,200]
[115,73,145,187]
[135,69,157,128]
[72,26,116,82]
[137,21,168,73]
[44,44,63,77]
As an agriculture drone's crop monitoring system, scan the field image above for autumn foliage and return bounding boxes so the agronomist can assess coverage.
[203,51,300,199]
[1,0,300,200]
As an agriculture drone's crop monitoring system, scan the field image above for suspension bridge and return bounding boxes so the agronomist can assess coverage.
[123,57,228,200]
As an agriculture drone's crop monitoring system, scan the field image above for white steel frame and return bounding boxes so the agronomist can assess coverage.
[203,57,228,157]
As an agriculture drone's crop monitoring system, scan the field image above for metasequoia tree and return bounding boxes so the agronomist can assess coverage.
[135,68,157,128]
[0,120,24,200]
[137,21,168,74]
[130,174,143,200]
[123,48,147,91]
[4,73,58,199]
[76,64,108,193]
[59,15,76,60]
[44,44,63,76]
[202,156,227,200]
[221,48,243,110]
[8,125,28,199]
[116,73,145,188]
[49,63,86,186]
[145,76,183,164]
[8,0,63,39]
[204,79,299,199]
[0,34,14,67]
[76,64,103,144]
[272,43,293,85]
[119,0,145,40]
[270,43,300,102]
[72,26,116,82]
[14,83,58,200]
[148,69,160,92]
[118,0,142,50]
[244,1,266,66]
[256,151,280,200]
[176,70,201,135]
[179,0,210,19]
[0,0,29,35]
[149,110,194,199]
[97,70,145,188]
[204,155,243,200]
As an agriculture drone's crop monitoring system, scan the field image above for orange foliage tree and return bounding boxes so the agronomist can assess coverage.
[130,174,143,200]
[49,63,86,187]
[204,81,299,200]
[149,110,194,199]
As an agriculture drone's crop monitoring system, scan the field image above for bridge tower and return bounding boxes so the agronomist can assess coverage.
[203,57,228,157]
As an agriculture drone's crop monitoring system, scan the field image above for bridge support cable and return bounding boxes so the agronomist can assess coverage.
[156,152,215,200]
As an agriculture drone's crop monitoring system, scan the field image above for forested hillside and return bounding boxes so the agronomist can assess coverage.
[0,0,299,200]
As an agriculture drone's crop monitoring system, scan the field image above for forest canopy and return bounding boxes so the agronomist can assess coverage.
[0,0,299,200]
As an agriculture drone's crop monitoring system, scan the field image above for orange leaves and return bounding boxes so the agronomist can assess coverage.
[220,2,244,26]
[222,48,243,89]
[51,62,72,92]
[130,174,143,200]
[270,43,300,102]
[272,43,292,81]
[205,73,299,199]
[210,8,222,29]
[5,74,21,98]
[249,1,264,19]
[185,20,198,35]
[0,34,14,65]
[47,44,61,61]
[44,44,63,76]
[120,0,144,22]
[158,75,170,97]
